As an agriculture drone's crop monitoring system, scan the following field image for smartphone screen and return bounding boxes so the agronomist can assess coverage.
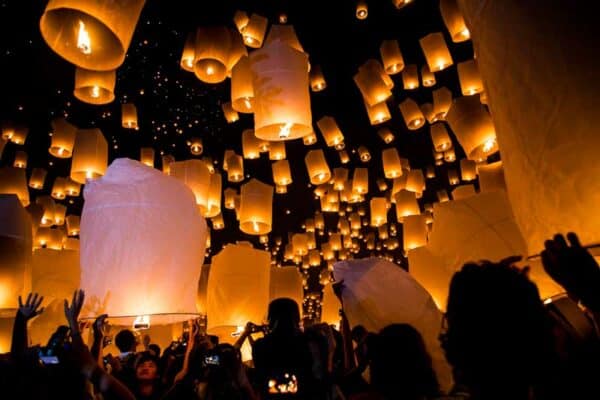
[40,355,60,365]
[204,354,220,365]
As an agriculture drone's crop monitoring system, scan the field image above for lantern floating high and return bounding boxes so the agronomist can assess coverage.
[399,98,426,130]
[13,151,27,169]
[382,148,403,179]
[66,215,80,236]
[460,159,477,181]
[430,123,452,152]
[402,64,419,90]
[170,159,211,212]
[352,168,369,195]
[70,128,108,184]
[421,64,436,87]
[419,32,453,72]
[439,0,470,42]
[432,87,453,121]
[205,173,222,218]
[180,32,195,72]
[49,118,77,158]
[242,130,261,159]
[380,39,404,74]
[74,68,115,105]
[121,103,138,129]
[365,101,391,125]
[317,116,345,147]
[231,56,254,113]
[243,14,268,48]
[1,168,30,207]
[272,160,292,186]
[457,59,483,96]
[354,61,392,106]
[305,149,331,185]
[403,214,428,251]
[310,65,327,92]
[51,177,67,200]
[226,154,244,183]
[370,197,388,227]
[395,190,420,221]
[221,102,239,123]
[194,27,235,84]
[239,179,273,235]
[268,141,286,160]
[140,147,154,168]
[29,168,47,190]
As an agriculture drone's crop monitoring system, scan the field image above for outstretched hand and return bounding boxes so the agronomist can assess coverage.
[18,292,44,321]
[541,233,600,310]
[93,314,109,339]
[64,290,85,334]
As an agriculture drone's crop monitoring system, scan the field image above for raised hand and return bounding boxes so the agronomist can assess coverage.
[541,232,600,310]
[64,289,85,334]
[17,292,44,320]
[93,314,109,339]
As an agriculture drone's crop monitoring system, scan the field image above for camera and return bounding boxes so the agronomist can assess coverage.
[203,354,220,366]
[39,325,70,365]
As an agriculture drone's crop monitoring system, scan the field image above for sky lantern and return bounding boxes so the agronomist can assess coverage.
[395,190,420,221]
[421,64,436,87]
[447,169,460,185]
[70,128,108,184]
[439,0,470,42]
[226,154,244,183]
[419,32,453,72]
[399,98,425,130]
[162,155,174,175]
[224,188,237,210]
[358,146,371,162]
[403,214,428,251]
[402,64,419,90]
[205,173,222,219]
[264,24,304,53]
[305,149,331,185]
[303,131,317,146]
[233,10,249,33]
[221,102,239,123]
[378,128,395,144]
[432,86,452,121]
[332,167,348,191]
[189,138,203,156]
[140,147,154,168]
[477,161,506,193]
[80,158,207,327]
[66,215,80,236]
[36,196,56,228]
[193,26,234,84]
[250,40,312,141]
[370,197,388,227]
[49,117,76,158]
[310,65,327,92]
[268,141,286,160]
[272,159,292,186]
[292,233,309,256]
[40,0,145,70]
[239,178,273,235]
[382,148,403,179]
[352,168,369,195]
[0,168,30,207]
[317,116,345,147]
[74,68,116,105]
[51,177,67,200]
[446,96,498,161]
[405,170,426,195]
[170,159,211,213]
[231,56,254,113]
[29,168,47,190]
[457,59,483,96]
[121,103,138,129]
[354,62,392,106]
[242,129,261,159]
[243,13,268,48]
[380,39,404,75]
[430,123,452,152]
[270,266,303,306]
[365,100,391,125]
[13,151,27,169]
[179,32,195,72]
[460,159,477,181]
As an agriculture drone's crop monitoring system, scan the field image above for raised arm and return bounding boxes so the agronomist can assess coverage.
[11,292,44,360]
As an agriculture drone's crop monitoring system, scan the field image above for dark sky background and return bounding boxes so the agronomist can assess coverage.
[0,0,484,296]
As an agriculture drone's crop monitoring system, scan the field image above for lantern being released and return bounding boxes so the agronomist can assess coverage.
[80,158,207,326]
[40,0,145,71]
[250,40,312,141]
[239,179,273,235]
[74,68,116,105]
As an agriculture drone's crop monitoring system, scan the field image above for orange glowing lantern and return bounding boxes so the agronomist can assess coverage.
[402,64,419,90]
[305,149,331,185]
[380,39,404,75]
[272,160,292,186]
[439,0,470,42]
[399,98,426,130]
[74,68,115,105]
[70,128,108,184]
[457,59,484,96]
[49,117,77,158]
[180,32,195,72]
[239,179,273,235]
[231,56,254,113]
[243,14,268,48]
[419,33,453,72]
[310,65,327,92]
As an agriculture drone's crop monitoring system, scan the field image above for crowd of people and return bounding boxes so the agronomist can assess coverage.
[1,232,599,399]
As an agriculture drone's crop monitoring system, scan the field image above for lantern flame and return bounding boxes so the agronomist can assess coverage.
[206,66,214,75]
[483,138,496,153]
[243,98,252,110]
[253,220,260,233]
[77,21,92,55]
[86,170,93,179]
[279,122,293,139]
[91,85,100,98]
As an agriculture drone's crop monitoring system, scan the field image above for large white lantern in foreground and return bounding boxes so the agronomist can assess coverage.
[80,158,207,326]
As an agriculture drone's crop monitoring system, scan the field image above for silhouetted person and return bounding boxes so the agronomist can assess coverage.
[113,329,138,388]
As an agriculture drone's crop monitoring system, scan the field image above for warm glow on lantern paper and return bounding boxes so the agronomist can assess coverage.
[193,26,233,84]
[0,168,30,207]
[265,24,304,53]
[170,159,211,213]
[70,128,108,184]
[446,96,497,161]
[270,266,303,306]
[399,98,425,130]
[440,0,470,42]
[231,56,255,113]
[333,258,453,391]
[457,59,483,96]
[31,249,80,306]
[80,158,207,325]
[49,117,77,158]
[459,0,600,253]
[243,13,268,48]
[180,32,195,71]
[74,68,116,105]
[305,149,331,185]
[239,178,273,235]
[380,39,404,75]
[40,0,145,71]
[419,32,453,72]
[310,65,327,92]
[250,40,312,141]
[121,103,138,129]
[207,244,270,342]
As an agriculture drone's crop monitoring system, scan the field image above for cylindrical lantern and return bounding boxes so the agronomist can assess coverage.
[272,160,292,186]
[310,65,327,92]
[231,56,254,113]
[74,68,116,105]
[405,170,425,194]
[270,266,303,306]
[395,190,420,221]
[226,154,244,182]
[402,64,419,90]
[440,0,470,42]
[477,161,506,193]
[382,148,403,179]
[446,96,497,161]
[211,213,225,230]
[242,129,261,159]
[49,117,77,158]
[457,59,483,96]
[221,102,239,123]
[81,158,207,326]
[180,32,195,72]
[189,138,203,156]
[447,169,460,185]
[70,128,108,184]
[170,159,211,212]
[354,63,392,106]
[268,141,286,160]
[239,179,273,235]
[378,128,395,144]
[0,194,32,311]
[460,159,477,181]
[121,103,138,129]
[403,214,428,251]
[0,168,30,207]
[66,215,80,236]
[37,196,56,228]
[292,233,309,256]
[243,13,268,48]
[224,188,237,209]
[205,173,222,218]
[421,64,436,87]
[250,40,312,141]
[352,168,369,195]
[430,123,452,152]
[451,184,476,200]
[29,168,47,190]
[305,149,331,185]
[358,146,371,162]
[419,32,453,72]
[162,155,174,175]
[13,151,27,169]
[51,177,67,200]
[40,0,145,70]
[432,87,452,121]
[140,147,154,168]
[380,39,404,75]
[443,147,456,163]
[399,98,426,130]
[421,103,436,124]
[317,116,345,147]
[370,197,387,227]
[194,26,233,84]
[365,101,391,125]
[332,168,348,191]
[233,10,249,33]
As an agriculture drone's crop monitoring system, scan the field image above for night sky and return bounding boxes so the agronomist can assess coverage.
[0,0,489,300]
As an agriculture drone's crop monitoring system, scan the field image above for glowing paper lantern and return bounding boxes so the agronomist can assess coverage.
[138,147,154,168]
[310,65,327,92]
[29,168,47,190]
[421,64,436,87]
[233,10,249,33]
[170,159,211,213]
[31,248,79,305]
[224,188,237,209]
[399,98,425,130]
[354,62,392,106]
[406,170,425,195]
[443,148,456,163]
[457,59,483,96]
[352,168,369,195]
[121,103,138,129]
[420,32,453,72]
[430,123,452,152]
[270,266,303,305]
[205,173,222,219]
[357,146,371,162]
[239,179,273,235]
[265,24,304,53]
[402,64,419,90]
[250,40,312,141]
[395,190,420,221]
[477,161,506,193]
[365,101,391,125]
[13,151,27,169]
[451,184,476,200]
[356,0,368,19]
[51,177,67,200]
[243,14,268,48]
[80,158,207,325]
[226,154,244,183]
[460,159,477,181]
[317,116,345,147]
[194,26,234,84]
[0,194,32,311]
[305,149,331,185]
[74,68,116,105]
[180,32,195,72]
[40,0,145,70]
[66,215,80,236]
[231,56,254,113]
[403,214,428,251]
[333,258,453,391]
[303,131,317,146]
[70,128,108,184]
[0,168,29,206]
[221,102,239,123]
[370,197,387,227]
[49,117,76,158]
[447,169,460,185]
[440,0,470,42]
[268,141,286,160]
[432,87,452,121]
[378,128,395,144]
[446,96,497,161]
[272,160,292,186]
[242,129,261,159]
[380,39,404,74]
[189,138,203,156]
[321,283,341,327]
[382,148,402,179]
